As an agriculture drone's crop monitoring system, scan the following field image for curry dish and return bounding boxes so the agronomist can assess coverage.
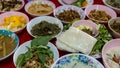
[28,3,53,16]
[0,34,15,58]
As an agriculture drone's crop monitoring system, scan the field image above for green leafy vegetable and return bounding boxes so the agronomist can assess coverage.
[16,54,25,68]
[37,53,46,64]
[31,36,52,47]
[72,0,85,7]
[63,23,72,31]
[90,24,112,55]
[16,36,53,68]
[24,49,33,61]
[63,19,80,31]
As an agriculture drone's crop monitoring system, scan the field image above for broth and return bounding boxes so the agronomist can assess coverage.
[0,35,15,58]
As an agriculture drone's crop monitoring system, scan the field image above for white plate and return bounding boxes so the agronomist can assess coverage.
[13,40,59,67]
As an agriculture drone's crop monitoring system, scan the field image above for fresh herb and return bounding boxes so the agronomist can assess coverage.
[72,0,85,7]
[112,54,120,64]
[31,36,52,47]
[16,36,53,68]
[16,54,25,67]
[63,19,80,31]
[90,24,112,55]
[63,23,72,31]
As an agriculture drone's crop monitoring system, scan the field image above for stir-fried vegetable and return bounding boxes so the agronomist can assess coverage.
[106,0,120,9]
[16,36,53,68]
[31,21,60,37]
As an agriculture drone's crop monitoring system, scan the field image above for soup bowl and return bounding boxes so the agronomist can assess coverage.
[0,30,19,61]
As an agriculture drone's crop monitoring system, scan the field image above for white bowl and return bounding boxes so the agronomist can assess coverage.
[54,5,85,23]
[51,53,104,68]
[102,0,120,14]
[13,40,59,67]
[58,0,94,8]
[0,30,19,61]
[25,0,55,16]
[27,16,63,37]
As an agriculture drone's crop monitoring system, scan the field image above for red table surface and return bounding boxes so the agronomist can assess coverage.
[0,0,115,68]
